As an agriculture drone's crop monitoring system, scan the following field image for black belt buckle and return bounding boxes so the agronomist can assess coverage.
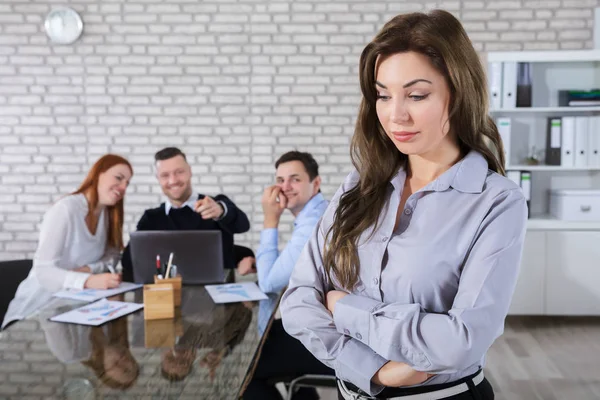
[338,379,373,399]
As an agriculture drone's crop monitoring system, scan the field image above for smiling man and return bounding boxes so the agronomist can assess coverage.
[240,151,333,400]
[238,151,328,294]
[121,147,252,282]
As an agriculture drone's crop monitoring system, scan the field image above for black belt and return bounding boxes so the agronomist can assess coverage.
[338,369,484,400]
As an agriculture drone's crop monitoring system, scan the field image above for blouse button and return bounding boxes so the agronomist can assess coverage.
[404,208,412,215]
[356,333,363,340]
[344,329,350,335]
[373,277,379,285]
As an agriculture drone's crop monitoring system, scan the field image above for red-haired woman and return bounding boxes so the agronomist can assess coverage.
[2,154,133,329]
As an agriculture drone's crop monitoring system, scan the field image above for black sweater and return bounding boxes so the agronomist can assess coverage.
[121,194,252,282]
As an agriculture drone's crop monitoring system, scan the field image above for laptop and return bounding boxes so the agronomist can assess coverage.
[129,230,225,285]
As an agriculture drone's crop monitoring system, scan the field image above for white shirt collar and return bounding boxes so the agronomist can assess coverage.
[165,191,198,215]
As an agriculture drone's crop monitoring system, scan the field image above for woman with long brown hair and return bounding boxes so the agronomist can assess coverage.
[281,10,526,400]
[2,154,133,329]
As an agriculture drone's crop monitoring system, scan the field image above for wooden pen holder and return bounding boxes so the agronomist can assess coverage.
[143,283,175,320]
[154,274,182,307]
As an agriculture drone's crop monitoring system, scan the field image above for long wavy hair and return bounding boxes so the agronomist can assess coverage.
[72,154,132,250]
[323,10,505,291]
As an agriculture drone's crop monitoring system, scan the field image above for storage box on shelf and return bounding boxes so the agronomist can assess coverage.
[488,50,600,316]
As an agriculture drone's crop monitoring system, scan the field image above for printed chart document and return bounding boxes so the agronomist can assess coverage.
[53,282,143,302]
[205,282,268,304]
[50,299,144,326]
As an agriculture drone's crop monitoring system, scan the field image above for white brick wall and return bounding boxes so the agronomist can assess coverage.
[0,0,597,260]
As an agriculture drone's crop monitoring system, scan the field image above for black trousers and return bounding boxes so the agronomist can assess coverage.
[243,319,335,400]
[338,370,494,400]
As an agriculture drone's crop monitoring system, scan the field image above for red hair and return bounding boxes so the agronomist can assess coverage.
[72,154,133,250]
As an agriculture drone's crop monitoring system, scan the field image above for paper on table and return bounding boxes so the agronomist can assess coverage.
[205,282,268,304]
[50,299,144,326]
[53,282,143,302]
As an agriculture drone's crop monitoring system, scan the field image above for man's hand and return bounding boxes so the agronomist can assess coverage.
[195,196,224,220]
[237,256,256,276]
[373,361,432,387]
[326,290,348,314]
[262,185,287,228]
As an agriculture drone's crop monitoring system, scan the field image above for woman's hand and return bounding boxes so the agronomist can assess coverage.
[84,273,121,290]
[373,361,432,387]
[326,290,348,314]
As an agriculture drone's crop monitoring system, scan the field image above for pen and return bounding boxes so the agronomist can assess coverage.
[107,260,116,274]
[165,252,174,279]
[156,255,161,277]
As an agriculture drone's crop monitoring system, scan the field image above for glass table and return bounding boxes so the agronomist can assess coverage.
[0,286,282,400]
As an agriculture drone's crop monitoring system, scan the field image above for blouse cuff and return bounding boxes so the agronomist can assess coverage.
[64,271,91,290]
[334,338,387,396]
[333,294,381,347]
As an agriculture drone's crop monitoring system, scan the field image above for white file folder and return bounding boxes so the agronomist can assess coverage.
[496,117,511,165]
[589,116,600,167]
[561,116,576,167]
[574,116,589,167]
[488,62,503,109]
[501,62,517,109]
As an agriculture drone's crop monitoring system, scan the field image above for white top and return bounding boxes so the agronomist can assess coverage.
[164,191,198,215]
[2,194,119,329]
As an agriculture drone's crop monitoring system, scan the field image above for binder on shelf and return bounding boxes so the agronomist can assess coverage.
[496,117,511,164]
[545,117,561,166]
[488,62,503,109]
[589,116,600,167]
[574,116,589,167]
[501,62,517,109]
[561,116,576,167]
[516,63,532,107]
[520,171,532,218]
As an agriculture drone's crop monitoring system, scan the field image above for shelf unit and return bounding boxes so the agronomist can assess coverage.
[528,215,600,230]
[488,49,600,63]
[489,50,600,316]
[506,165,600,171]
[491,106,600,113]
[489,49,600,217]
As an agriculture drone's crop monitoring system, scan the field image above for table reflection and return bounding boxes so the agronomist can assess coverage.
[0,286,281,399]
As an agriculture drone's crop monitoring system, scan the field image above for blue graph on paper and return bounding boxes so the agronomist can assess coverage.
[77,302,113,314]
[206,282,268,303]
[53,283,143,303]
[69,289,99,298]
[215,285,250,299]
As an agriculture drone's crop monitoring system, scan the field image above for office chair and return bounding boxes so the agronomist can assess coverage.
[0,259,33,325]
[285,374,338,400]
